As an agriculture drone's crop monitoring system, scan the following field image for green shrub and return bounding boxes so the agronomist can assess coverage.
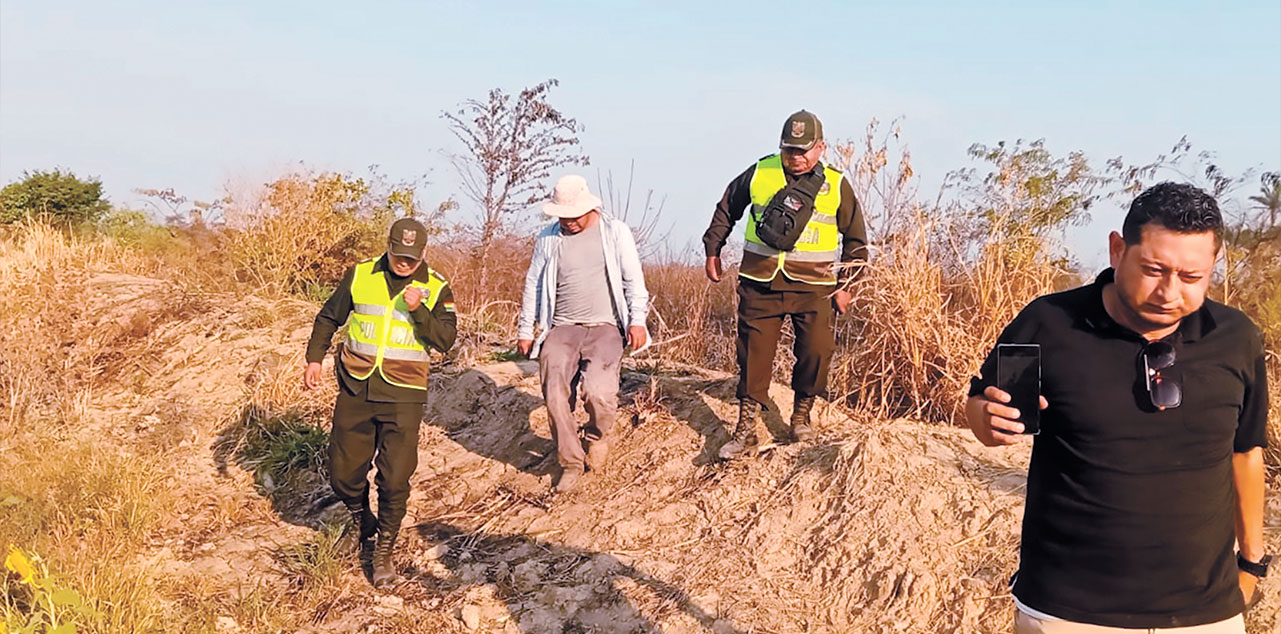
[0,170,110,226]
[222,407,331,500]
[240,414,330,488]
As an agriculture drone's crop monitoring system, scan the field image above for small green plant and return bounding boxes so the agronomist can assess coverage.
[273,524,349,591]
[3,545,98,634]
[301,280,337,304]
[490,348,524,362]
[240,415,329,486]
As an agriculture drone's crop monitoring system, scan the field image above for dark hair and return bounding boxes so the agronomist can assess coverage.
[1121,182,1223,246]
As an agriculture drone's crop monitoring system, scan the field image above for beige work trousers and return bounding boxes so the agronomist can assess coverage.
[1015,611,1245,634]
[538,324,624,469]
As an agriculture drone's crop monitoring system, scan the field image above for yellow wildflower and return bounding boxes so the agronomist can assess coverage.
[4,544,36,585]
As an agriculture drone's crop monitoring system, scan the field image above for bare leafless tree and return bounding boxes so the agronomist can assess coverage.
[442,79,588,286]
[134,187,221,227]
[597,161,671,261]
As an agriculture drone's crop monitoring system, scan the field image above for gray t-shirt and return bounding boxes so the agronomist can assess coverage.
[553,221,616,327]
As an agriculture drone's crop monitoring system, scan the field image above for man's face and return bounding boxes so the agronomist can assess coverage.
[558,209,597,235]
[1108,224,1218,332]
[387,252,423,277]
[781,139,825,174]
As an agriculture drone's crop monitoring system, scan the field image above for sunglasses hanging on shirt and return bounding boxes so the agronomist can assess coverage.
[1142,339,1181,409]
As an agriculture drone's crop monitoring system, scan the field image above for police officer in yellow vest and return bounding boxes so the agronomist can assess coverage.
[702,110,867,460]
[303,217,457,588]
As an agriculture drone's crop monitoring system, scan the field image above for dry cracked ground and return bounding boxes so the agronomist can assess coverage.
[62,273,1281,633]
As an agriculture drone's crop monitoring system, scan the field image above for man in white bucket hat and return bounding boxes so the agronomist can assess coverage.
[517,174,650,493]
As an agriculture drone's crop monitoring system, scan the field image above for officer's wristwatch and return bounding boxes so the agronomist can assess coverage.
[1237,552,1272,578]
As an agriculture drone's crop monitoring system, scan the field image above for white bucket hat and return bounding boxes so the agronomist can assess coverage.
[542,174,603,219]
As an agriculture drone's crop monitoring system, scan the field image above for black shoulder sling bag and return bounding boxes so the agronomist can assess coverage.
[750,168,827,252]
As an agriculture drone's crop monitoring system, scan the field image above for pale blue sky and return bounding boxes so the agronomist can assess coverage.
[2,1,1278,266]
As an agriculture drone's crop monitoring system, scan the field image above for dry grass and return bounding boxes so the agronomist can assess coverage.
[1220,240,1281,465]
[0,223,180,632]
[1271,375,1281,467]
[829,214,1065,423]
[643,262,737,370]
[222,172,395,299]
[0,220,381,632]
[427,233,533,366]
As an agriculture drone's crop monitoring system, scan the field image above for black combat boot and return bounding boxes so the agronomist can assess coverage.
[718,399,760,460]
[791,396,816,443]
[337,501,378,556]
[370,529,399,589]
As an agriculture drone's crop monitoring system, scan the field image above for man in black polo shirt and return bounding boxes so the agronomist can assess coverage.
[967,182,1269,632]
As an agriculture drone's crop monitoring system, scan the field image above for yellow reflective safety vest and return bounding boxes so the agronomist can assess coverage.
[338,259,447,391]
[741,155,845,285]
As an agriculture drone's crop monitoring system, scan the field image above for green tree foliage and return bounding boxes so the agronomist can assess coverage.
[0,170,111,226]
[941,137,1197,267]
[952,139,1111,236]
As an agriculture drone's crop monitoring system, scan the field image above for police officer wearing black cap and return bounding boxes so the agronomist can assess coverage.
[304,217,457,588]
[702,110,868,459]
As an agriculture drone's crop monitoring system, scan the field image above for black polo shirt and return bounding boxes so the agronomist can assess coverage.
[969,268,1269,628]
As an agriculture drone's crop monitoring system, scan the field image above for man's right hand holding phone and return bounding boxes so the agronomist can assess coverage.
[966,386,1049,447]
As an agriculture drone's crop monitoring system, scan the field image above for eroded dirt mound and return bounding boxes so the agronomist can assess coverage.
[400,362,1034,633]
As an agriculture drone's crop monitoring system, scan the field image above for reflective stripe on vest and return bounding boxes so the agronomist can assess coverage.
[741,155,844,285]
[341,259,447,390]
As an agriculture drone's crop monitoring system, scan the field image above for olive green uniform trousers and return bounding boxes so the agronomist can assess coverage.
[735,279,835,405]
[328,381,422,534]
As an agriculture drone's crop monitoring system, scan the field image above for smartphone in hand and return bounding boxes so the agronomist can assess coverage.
[997,343,1041,435]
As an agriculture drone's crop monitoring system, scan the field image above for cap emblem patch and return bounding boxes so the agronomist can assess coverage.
[791,121,806,138]
[401,229,417,246]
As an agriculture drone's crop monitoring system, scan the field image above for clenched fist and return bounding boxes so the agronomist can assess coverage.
[404,287,424,311]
